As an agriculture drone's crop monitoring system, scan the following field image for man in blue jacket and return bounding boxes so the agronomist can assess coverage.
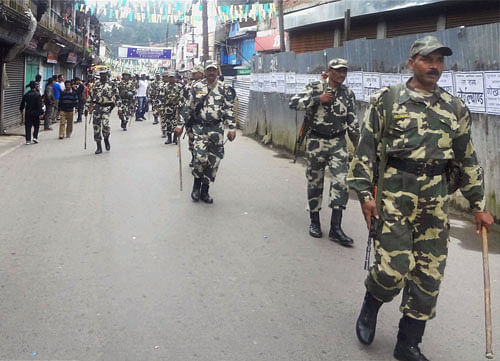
[58,80,78,139]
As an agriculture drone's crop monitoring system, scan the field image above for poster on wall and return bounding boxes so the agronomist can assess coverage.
[294,74,309,94]
[437,71,454,95]
[401,74,412,84]
[484,71,500,115]
[345,71,363,100]
[362,72,381,101]
[275,72,286,94]
[380,73,402,88]
[285,72,296,95]
[454,72,486,113]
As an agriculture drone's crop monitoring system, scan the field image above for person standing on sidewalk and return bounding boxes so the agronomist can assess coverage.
[289,58,360,246]
[347,36,494,361]
[74,77,85,123]
[19,81,44,145]
[58,80,78,139]
[43,78,55,131]
[51,75,62,125]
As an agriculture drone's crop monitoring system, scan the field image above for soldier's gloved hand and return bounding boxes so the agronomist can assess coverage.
[227,131,236,142]
[174,127,183,137]
[474,211,494,234]
[320,93,334,105]
[361,199,379,231]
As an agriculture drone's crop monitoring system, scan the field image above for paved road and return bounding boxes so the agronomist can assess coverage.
[0,114,498,361]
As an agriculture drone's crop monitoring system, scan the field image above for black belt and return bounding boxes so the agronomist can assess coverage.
[309,129,346,139]
[387,157,447,176]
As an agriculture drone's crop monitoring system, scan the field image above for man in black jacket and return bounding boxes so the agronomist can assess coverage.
[20,81,44,144]
[58,80,78,139]
[74,77,85,123]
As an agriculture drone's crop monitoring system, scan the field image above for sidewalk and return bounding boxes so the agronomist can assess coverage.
[0,123,56,158]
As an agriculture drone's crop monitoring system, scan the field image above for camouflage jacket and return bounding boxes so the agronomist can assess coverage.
[289,79,359,142]
[87,80,120,110]
[180,79,235,129]
[117,80,136,102]
[148,80,161,102]
[347,82,485,212]
[157,82,182,113]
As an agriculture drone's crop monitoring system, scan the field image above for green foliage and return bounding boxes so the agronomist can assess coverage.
[101,21,178,57]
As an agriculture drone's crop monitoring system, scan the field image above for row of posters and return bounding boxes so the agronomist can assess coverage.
[249,71,500,115]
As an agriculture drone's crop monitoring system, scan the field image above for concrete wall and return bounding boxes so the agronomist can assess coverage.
[244,24,500,220]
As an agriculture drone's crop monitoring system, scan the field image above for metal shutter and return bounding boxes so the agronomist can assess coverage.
[233,75,250,128]
[290,26,335,54]
[3,56,25,129]
[445,2,500,29]
[387,10,437,38]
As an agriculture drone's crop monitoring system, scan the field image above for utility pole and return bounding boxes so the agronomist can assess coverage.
[202,0,208,62]
[278,0,285,52]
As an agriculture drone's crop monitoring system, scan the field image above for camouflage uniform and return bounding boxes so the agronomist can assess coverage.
[157,82,182,137]
[182,78,200,154]
[87,79,120,141]
[348,80,485,320]
[180,78,235,184]
[117,78,136,129]
[148,77,162,124]
[290,78,360,213]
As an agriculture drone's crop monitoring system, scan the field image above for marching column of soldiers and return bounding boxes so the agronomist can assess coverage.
[81,36,495,361]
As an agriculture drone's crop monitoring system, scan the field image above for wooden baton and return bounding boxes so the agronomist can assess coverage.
[482,226,494,359]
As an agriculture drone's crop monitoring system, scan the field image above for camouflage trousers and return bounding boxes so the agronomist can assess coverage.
[160,112,177,136]
[93,107,111,141]
[306,135,349,212]
[119,100,134,121]
[366,169,449,321]
[192,124,224,184]
[186,126,195,153]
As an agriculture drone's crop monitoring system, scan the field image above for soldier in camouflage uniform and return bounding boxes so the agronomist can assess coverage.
[182,65,204,167]
[117,72,136,131]
[87,70,121,154]
[347,36,494,361]
[176,61,236,204]
[157,71,182,144]
[148,73,162,125]
[289,58,360,246]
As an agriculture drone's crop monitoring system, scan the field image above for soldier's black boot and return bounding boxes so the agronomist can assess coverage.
[329,208,354,247]
[173,132,178,145]
[95,141,102,155]
[200,183,213,204]
[189,153,194,167]
[309,212,322,238]
[356,291,383,345]
[165,133,172,144]
[104,137,111,151]
[393,316,429,361]
[191,177,201,202]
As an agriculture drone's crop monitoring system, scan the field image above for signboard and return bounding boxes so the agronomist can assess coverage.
[47,52,57,64]
[118,46,171,59]
[454,72,486,113]
[362,72,381,101]
[484,71,500,115]
[186,43,198,58]
[255,29,287,52]
[437,71,454,94]
[66,52,77,64]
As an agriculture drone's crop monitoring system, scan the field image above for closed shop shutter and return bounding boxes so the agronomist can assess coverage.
[233,75,251,128]
[290,26,335,54]
[348,18,378,41]
[3,56,25,129]
[386,10,437,38]
[445,2,500,29]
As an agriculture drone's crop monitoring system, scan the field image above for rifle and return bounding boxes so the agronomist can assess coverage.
[292,110,313,163]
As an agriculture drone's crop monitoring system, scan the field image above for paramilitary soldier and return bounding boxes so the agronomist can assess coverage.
[182,65,204,167]
[176,60,236,203]
[289,58,360,246]
[148,73,162,125]
[158,70,182,144]
[347,36,494,361]
[117,71,136,131]
[87,70,121,154]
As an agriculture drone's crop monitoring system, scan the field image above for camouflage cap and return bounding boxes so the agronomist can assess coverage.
[204,60,218,70]
[410,36,453,57]
[191,65,204,74]
[328,58,349,70]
